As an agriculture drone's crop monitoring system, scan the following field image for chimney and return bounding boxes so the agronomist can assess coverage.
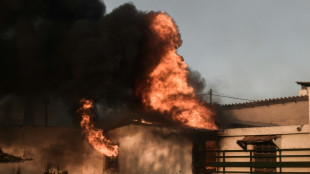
[296,82,310,142]
[296,81,310,96]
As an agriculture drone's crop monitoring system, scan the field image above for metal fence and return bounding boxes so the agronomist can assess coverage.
[204,148,310,174]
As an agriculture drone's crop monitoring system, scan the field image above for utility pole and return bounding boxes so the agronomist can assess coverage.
[210,89,213,104]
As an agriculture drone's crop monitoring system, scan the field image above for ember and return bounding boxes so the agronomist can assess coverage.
[139,12,217,129]
[78,99,118,157]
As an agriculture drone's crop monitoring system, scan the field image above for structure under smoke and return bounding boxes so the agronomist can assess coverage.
[0,0,218,160]
[0,0,214,125]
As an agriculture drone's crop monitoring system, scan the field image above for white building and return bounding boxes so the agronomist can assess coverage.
[211,82,310,173]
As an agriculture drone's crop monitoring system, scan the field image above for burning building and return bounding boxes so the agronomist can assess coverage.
[0,0,219,173]
[105,123,217,174]
[1,83,310,174]
[0,0,310,173]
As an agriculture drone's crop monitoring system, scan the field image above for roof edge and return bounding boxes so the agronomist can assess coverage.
[221,95,308,110]
[296,81,310,86]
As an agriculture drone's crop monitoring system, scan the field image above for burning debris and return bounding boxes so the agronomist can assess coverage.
[0,149,32,163]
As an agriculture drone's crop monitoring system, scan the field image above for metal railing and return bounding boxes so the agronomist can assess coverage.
[204,148,310,174]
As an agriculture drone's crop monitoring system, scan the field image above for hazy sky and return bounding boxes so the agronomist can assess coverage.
[104,0,310,104]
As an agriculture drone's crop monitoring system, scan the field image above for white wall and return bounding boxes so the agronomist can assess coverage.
[108,124,193,174]
[222,100,308,126]
[217,125,310,173]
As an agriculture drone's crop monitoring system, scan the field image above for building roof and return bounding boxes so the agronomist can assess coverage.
[239,135,279,144]
[237,135,280,149]
[110,121,218,133]
[296,81,310,86]
[106,122,219,142]
[0,149,32,163]
[221,95,308,110]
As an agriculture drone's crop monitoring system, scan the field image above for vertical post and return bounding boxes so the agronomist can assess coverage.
[308,87,310,144]
[223,151,225,174]
[250,151,252,174]
[210,89,213,104]
[279,150,282,174]
[217,150,219,174]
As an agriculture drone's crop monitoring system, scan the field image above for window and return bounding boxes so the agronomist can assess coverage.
[205,140,217,173]
[254,142,276,173]
[106,156,118,171]
[192,139,218,174]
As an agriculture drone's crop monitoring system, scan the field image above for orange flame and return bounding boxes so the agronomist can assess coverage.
[79,98,118,157]
[141,12,217,129]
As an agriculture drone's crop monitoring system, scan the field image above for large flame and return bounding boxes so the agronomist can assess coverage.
[140,12,217,129]
[78,98,118,157]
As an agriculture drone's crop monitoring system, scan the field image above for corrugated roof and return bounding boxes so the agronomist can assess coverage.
[221,95,308,110]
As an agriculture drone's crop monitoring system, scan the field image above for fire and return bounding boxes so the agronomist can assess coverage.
[140,12,217,129]
[78,98,118,157]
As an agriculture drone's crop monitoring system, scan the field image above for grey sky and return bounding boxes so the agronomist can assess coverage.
[104,0,310,104]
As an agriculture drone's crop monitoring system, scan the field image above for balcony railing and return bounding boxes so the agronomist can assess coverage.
[204,148,310,174]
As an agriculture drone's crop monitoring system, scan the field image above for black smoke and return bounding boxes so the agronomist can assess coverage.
[0,0,211,127]
[0,0,150,110]
[2,0,144,94]
[0,1,217,172]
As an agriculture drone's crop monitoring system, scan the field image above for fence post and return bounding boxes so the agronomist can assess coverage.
[223,151,225,174]
[217,151,219,174]
[279,149,282,174]
[250,151,253,174]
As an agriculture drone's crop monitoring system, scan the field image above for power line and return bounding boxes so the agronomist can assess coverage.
[198,90,253,102]
[212,94,253,101]
[212,90,253,101]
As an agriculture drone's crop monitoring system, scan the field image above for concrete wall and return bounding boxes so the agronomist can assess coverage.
[222,100,308,126]
[0,124,204,174]
[0,127,104,174]
[217,125,310,173]
[108,124,193,174]
[0,95,73,126]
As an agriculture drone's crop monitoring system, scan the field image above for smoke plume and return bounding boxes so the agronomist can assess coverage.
[0,1,216,171]
[0,0,210,125]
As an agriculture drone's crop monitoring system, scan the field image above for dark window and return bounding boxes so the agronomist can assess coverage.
[254,142,276,173]
[193,139,218,174]
[106,156,118,171]
[205,140,217,173]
